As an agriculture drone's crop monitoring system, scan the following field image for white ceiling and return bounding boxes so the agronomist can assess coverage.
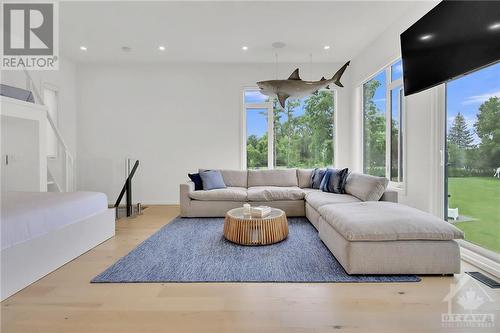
[60,1,426,64]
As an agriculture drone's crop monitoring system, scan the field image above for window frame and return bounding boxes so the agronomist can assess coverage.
[241,90,274,169]
[241,87,337,170]
[361,59,406,189]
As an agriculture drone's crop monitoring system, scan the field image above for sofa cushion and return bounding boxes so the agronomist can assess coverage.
[297,169,314,188]
[320,168,349,194]
[344,172,388,201]
[188,173,203,191]
[189,187,247,201]
[305,191,360,210]
[311,168,327,189]
[247,186,305,201]
[247,169,298,187]
[318,202,465,241]
[301,188,320,195]
[199,169,247,188]
[199,170,226,190]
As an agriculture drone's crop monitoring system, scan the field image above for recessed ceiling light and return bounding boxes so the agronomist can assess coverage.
[488,22,500,30]
[242,46,248,51]
[323,45,331,50]
[158,45,166,51]
[419,34,433,41]
[79,46,87,51]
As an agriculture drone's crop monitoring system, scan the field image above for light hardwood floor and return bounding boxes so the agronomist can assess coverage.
[1,206,498,333]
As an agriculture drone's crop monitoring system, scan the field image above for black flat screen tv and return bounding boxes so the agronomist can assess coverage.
[400,0,500,96]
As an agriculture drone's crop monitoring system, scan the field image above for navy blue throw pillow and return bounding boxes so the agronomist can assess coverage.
[188,173,203,191]
[320,168,349,194]
[311,168,327,189]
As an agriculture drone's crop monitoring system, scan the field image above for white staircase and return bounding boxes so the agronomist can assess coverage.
[24,69,75,192]
[47,169,62,192]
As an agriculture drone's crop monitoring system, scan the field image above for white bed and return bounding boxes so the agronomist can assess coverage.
[1,191,115,300]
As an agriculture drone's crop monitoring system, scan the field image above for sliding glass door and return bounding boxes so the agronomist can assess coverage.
[445,62,500,257]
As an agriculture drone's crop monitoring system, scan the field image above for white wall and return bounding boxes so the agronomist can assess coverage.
[348,1,443,215]
[1,56,79,161]
[76,62,352,204]
[1,116,40,191]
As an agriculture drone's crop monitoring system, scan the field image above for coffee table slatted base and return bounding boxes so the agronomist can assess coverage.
[224,214,288,245]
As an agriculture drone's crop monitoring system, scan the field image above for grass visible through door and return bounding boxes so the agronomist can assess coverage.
[448,177,500,253]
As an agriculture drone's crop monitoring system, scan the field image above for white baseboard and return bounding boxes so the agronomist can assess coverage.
[461,246,500,279]
[110,201,179,206]
[143,201,179,205]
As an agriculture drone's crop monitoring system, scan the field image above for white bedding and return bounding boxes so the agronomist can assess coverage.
[1,191,108,250]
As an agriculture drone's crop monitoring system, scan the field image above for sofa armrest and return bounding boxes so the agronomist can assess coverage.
[380,189,398,203]
[180,181,195,217]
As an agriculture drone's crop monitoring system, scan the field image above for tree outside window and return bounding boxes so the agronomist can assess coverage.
[245,89,335,169]
[363,76,386,177]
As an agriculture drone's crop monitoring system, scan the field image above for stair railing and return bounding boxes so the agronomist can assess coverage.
[114,160,140,218]
[23,68,75,192]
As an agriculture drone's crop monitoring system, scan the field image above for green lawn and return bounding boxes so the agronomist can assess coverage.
[448,177,500,253]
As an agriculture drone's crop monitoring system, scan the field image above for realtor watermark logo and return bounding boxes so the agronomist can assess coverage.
[1,1,59,70]
[442,274,496,329]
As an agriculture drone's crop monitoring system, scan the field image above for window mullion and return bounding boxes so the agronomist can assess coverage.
[267,104,274,169]
[385,68,391,179]
[398,87,403,183]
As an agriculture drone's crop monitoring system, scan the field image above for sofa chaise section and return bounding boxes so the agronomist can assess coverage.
[317,202,463,274]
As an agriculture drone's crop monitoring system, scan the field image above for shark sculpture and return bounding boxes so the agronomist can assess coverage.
[257,61,350,108]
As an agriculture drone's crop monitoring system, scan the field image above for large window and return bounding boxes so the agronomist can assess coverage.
[246,107,271,169]
[362,59,404,183]
[244,89,335,169]
[445,62,500,256]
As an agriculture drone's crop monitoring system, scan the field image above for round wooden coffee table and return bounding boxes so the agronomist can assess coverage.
[224,207,288,245]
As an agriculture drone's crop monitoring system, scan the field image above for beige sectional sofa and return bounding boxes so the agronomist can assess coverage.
[180,169,463,275]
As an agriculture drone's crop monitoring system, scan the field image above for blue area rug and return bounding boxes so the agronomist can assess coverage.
[92,217,420,283]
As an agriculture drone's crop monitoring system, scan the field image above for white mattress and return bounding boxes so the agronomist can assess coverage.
[1,191,108,250]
